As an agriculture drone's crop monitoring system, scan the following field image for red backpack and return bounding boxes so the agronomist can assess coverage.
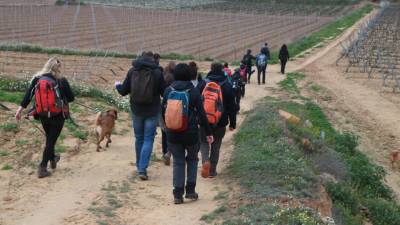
[239,67,247,82]
[34,76,68,118]
[202,80,224,125]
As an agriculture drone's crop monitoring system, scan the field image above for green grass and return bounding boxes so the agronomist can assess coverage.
[0,122,19,133]
[0,151,9,157]
[15,139,29,146]
[208,95,399,224]
[0,43,210,62]
[65,120,89,140]
[55,145,67,153]
[0,90,25,104]
[278,72,305,94]
[2,164,13,170]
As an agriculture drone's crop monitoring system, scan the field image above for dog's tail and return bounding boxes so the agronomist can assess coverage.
[95,112,102,126]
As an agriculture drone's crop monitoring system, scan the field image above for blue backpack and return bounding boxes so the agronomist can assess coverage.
[165,87,190,132]
[256,54,267,67]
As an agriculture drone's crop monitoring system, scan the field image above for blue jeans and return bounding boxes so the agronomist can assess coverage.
[132,114,158,173]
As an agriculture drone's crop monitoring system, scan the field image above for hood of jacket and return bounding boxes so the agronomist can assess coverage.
[132,56,158,70]
[206,70,226,83]
[170,80,194,91]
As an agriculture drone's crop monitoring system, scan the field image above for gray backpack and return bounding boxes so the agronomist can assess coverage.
[130,68,155,104]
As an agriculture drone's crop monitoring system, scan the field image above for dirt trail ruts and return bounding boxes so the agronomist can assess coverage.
[1,9,387,225]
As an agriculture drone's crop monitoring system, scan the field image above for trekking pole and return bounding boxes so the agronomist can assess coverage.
[24,116,45,136]
[73,101,99,113]
[0,102,11,111]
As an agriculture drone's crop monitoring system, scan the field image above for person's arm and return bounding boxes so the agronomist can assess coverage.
[161,87,170,121]
[287,51,290,59]
[116,69,132,96]
[194,90,212,136]
[16,77,38,120]
[158,70,166,97]
[60,78,74,103]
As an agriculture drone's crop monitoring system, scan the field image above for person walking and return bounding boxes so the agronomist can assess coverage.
[115,51,165,180]
[160,61,176,166]
[256,50,268,85]
[188,61,203,88]
[198,63,237,178]
[261,42,271,60]
[15,57,74,178]
[242,49,255,83]
[162,63,213,204]
[279,44,290,74]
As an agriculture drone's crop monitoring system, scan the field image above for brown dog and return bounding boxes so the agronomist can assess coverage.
[390,151,399,169]
[95,108,118,152]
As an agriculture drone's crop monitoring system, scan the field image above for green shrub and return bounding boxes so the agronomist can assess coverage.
[334,132,359,155]
[326,182,359,214]
[365,199,400,225]
[331,204,364,225]
[346,154,393,200]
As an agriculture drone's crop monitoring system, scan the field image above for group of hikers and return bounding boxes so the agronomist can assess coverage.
[14,42,290,204]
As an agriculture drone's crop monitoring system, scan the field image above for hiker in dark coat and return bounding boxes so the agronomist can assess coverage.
[16,57,74,178]
[198,63,237,179]
[160,61,176,166]
[279,44,290,74]
[115,51,165,181]
[162,63,213,204]
[242,49,256,83]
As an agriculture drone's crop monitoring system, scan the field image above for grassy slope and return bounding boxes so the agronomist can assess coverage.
[204,73,400,225]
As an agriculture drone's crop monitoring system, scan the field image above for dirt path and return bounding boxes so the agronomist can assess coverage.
[297,18,400,200]
[0,74,283,225]
[3,9,392,225]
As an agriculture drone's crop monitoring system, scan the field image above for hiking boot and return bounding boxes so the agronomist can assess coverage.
[138,171,148,181]
[209,164,217,178]
[162,152,171,166]
[208,171,218,178]
[174,196,184,204]
[185,192,199,201]
[50,154,60,169]
[38,166,51,178]
[173,187,184,204]
[201,161,210,178]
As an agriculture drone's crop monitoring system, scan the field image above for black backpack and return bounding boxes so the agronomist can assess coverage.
[130,68,155,104]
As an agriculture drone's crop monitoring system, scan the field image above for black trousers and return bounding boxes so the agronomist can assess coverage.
[40,115,65,167]
[162,130,168,155]
[246,65,252,83]
[200,126,226,173]
[280,59,287,74]
[257,66,266,84]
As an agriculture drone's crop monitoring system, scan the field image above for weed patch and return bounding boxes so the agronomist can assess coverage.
[0,90,25,104]
[2,164,13,170]
[0,122,19,133]
[278,72,305,94]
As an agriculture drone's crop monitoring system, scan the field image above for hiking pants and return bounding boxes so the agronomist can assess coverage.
[246,65,252,83]
[169,142,199,197]
[40,115,65,168]
[200,126,226,173]
[161,130,168,155]
[280,59,287,74]
[132,114,158,173]
[257,65,267,84]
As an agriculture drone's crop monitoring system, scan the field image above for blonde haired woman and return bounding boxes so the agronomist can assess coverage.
[15,57,74,178]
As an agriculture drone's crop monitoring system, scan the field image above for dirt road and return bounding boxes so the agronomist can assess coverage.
[4,8,399,225]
